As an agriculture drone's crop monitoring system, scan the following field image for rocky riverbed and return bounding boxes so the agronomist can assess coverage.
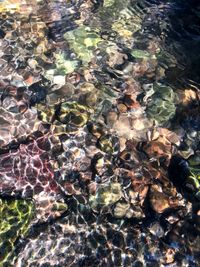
[0,0,200,266]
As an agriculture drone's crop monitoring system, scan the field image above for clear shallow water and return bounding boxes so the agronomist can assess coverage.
[0,0,200,266]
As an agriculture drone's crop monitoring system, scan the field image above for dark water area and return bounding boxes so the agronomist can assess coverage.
[129,0,200,87]
[146,0,200,85]
[0,0,200,266]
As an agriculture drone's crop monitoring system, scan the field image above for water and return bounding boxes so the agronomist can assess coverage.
[0,0,200,266]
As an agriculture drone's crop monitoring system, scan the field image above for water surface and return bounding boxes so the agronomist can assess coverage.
[0,0,200,266]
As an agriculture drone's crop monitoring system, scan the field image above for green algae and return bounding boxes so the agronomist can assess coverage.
[0,198,34,265]
[64,26,102,63]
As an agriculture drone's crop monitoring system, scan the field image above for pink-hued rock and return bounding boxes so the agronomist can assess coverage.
[0,136,59,198]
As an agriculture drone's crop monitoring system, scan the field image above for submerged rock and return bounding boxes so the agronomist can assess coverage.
[113,201,131,218]
[0,1,200,266]
[97,134,119,154]
[168,154,200,201]
[89,182,123,210]
[146,83,176,125]
[131,49,152,59]
[57,101,91,130]
[149,185,171,213]
[64,26,102,63]
[0,136,60,199]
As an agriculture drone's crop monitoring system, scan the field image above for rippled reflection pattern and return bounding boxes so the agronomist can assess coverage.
[0,0,200,266]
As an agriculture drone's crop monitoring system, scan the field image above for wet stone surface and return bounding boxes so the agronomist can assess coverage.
[0,0,200,266]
